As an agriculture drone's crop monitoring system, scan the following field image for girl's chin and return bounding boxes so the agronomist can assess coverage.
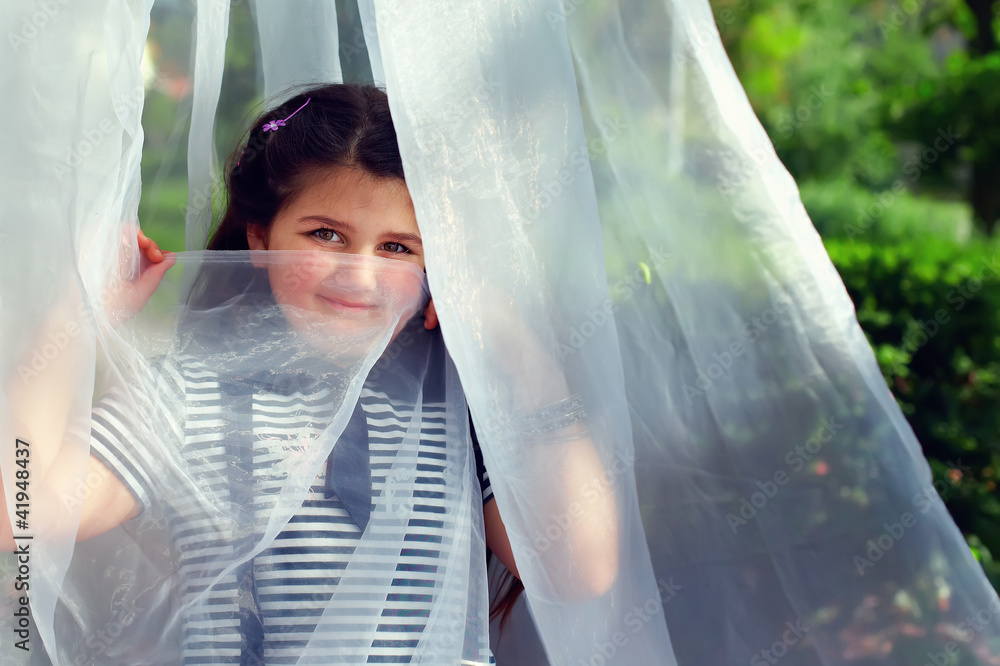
[273,299,422,361]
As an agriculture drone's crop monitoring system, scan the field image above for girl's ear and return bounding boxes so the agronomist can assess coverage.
[246,224,268,267]
[423,298,439,330]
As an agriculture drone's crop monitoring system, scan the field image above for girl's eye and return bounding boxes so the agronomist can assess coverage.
[311,228,340,242]
[382,242,411,254]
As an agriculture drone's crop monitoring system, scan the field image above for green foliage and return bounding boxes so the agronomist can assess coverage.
[890,50,1000,230]
[137,175,189,252]
[800,178,973,243]
[718,1,922,187]
[712,0,1000,594]
[138,0,265,252]
[713,0,1000,233]
[826,235,1000,590]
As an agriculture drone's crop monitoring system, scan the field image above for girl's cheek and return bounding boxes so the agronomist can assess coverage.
[381,273,424,313]
[272,263,321,305]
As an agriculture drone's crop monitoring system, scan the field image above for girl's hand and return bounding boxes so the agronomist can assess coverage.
[108,229,175,323]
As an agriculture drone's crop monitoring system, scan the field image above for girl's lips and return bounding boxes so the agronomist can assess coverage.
[318,293,376,311]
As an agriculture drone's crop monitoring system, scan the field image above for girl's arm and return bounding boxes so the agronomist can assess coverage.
[484,499,520,579]
[426,301,619,600]
[1,231,172,550]
[0,455,143,549]
[481,428,618,601]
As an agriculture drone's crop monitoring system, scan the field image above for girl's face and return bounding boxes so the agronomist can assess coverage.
[247,166,428,353]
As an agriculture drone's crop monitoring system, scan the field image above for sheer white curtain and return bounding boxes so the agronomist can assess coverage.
[373,0,1000,663]
[1,0,152,659]
[2,0,998,664]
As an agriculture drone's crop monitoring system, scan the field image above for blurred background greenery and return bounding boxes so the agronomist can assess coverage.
[709,0,1000,594]
[136,0,1000,594]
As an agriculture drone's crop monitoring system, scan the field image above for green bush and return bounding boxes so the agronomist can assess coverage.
[802,178,973,244]
[826,235,1000,592]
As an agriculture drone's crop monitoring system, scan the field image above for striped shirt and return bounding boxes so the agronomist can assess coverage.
[89,352,495,664]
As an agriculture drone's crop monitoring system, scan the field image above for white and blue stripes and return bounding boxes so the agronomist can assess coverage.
[89,354,494,664]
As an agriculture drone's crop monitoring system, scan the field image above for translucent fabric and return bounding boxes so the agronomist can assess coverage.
[374,2,1000,664]
[3,1,1000,666]
[1,0,152,660]
[5,249,494,664]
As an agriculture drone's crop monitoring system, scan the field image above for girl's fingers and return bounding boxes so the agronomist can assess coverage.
[134,252,175,300]
[143,235,165,263]
[110,251,175,323]
[136,229,167,263]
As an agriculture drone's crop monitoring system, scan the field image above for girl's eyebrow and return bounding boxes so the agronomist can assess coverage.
[383,232,423,247]
[299,215,354,230]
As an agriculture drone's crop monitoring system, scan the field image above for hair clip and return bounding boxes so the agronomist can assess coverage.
[237,97,311,166]
[263,97,311,132]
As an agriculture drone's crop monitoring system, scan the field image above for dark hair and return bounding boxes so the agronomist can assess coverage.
[186,83,406,314]
[207,83,405,252]
[489,554,525,632]
[199,82,526,629]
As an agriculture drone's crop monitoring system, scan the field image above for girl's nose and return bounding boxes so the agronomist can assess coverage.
[329,255,379,295]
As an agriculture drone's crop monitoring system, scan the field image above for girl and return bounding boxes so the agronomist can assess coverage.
[5,83,616,664]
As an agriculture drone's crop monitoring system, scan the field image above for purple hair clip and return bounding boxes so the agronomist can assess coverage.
[238,97,311,166]
[263,97,311,132]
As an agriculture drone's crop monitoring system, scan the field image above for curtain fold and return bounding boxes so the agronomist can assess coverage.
[2,0,998,664]
[374,0,1000,663]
